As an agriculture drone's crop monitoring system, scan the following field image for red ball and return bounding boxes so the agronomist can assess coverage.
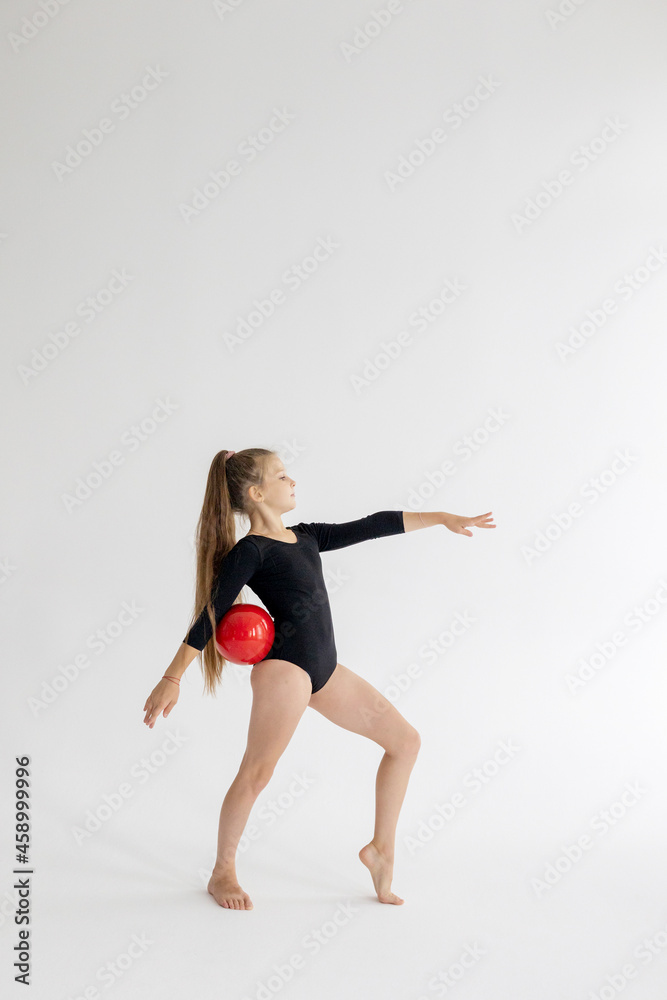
[215,603,275,664]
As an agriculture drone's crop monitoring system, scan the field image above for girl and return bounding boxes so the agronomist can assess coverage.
[142,448,494,910]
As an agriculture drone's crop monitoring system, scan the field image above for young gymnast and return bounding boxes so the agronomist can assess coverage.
[142,448,495,910]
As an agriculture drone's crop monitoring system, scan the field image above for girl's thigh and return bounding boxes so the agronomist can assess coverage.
[241,658,312,771]
[308,662,420,755]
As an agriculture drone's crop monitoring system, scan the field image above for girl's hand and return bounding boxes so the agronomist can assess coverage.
[442,511,495,537]
[143,678,179,729]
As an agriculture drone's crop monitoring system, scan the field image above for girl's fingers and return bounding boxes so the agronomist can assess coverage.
[143,684,178,726]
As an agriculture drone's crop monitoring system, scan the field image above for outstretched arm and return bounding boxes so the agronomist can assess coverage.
[309,511,405,551]
[403,511,495,537]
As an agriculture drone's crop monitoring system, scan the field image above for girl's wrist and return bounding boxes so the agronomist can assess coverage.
[418,511,449,528]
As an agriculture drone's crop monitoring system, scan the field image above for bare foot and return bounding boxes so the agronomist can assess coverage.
[207,870,253,910]
[358,842,404,904]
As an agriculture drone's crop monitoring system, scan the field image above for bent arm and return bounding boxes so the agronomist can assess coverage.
[181,540,261,656]
[163,641,201,681]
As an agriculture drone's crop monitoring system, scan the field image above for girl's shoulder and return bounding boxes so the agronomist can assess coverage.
[226,534,265,567]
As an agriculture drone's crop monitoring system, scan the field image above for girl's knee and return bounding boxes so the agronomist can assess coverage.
[238,760,275,794]
[394,725,421,757]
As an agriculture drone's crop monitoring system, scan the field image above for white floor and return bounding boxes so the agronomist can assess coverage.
[5,725,667,1000]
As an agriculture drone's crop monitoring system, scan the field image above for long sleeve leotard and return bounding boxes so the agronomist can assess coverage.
[183,510,405,692]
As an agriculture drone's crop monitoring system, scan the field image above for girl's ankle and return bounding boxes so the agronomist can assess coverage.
[211,863,236,878]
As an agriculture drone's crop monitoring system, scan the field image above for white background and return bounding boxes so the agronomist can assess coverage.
[2,1,667,998]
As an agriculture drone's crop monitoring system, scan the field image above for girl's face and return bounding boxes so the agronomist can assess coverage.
[259,457,296,512]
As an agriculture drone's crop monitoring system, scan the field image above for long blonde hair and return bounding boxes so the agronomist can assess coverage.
[185,447,274,696]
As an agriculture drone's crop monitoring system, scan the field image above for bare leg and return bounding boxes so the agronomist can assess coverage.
[308,662,421,904]
[207,659,312,910]
[368,746,420,856]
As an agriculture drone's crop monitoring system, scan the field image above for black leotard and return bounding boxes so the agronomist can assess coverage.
[183,510,405,692]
